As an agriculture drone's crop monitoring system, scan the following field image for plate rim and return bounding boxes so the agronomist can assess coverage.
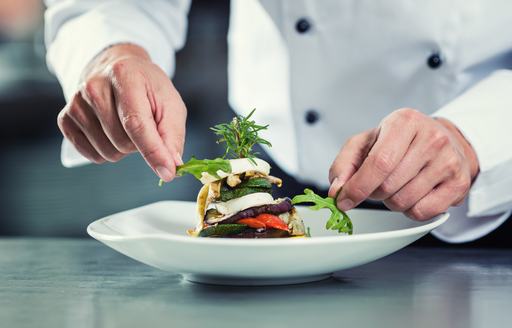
[87,201,449,245]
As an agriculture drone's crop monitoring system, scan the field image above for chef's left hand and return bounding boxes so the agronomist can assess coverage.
[328,108,480,220]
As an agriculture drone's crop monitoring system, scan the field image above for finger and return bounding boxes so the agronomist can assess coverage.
[337,114,417,210]
[405,178,468,221]
[370,135,426,200]
[67,94,124,162]
[371,125,454,200]
[382,159,449,213]
[112,72,175,181]
[154,83,187,166]
[57,111,105,164]
[327,129,377,198]
[81,79,136,154]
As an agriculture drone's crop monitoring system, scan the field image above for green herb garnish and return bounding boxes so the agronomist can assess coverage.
[159,157,232,185]
[176,157,231,180]
[210,108,271,164]
[292,188,353,235]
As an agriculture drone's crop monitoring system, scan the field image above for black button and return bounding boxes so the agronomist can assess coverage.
[305,110,319,124]
[295,18,311,33]
[427,53,442,69]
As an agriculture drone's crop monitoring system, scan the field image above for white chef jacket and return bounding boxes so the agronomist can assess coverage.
[44,0,512,243]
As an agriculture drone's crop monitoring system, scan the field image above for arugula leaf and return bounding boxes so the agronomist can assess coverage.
[292,188,353,235]
[176,157,231,180]
[159,157,231,185]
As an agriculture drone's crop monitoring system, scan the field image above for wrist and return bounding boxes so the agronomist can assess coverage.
[81,43,151,81]
[437,118,480,181]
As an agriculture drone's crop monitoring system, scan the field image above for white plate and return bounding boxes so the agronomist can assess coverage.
[87,201,448,285]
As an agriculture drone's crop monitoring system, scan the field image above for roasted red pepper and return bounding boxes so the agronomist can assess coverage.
[236,218,266,229]
[255,214,289,231]
[236,214,289,231]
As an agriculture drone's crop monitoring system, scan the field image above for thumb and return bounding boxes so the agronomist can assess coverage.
[328,129,378,198]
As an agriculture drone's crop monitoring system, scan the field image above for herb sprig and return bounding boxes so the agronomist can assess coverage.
[210,109,271,164]
[292,188,353,235]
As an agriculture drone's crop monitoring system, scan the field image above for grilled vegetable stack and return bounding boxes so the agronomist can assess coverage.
[188,158,306,238]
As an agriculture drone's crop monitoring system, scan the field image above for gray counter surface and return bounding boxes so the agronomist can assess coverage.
[0,238,510,327]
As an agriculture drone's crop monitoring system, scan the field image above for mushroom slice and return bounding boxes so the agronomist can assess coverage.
[265,175,282,187]
[226,174,242,187]
[209,180,222,199]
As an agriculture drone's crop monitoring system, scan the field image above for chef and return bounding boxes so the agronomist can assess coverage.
[44,0,512,243]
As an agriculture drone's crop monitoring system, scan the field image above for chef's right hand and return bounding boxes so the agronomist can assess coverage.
[57,44,186,182]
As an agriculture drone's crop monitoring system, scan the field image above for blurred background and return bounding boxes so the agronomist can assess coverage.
[0,0,510,247]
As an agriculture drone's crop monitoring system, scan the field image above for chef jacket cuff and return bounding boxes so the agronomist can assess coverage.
[430,70,512,242]
[431,199,510,243]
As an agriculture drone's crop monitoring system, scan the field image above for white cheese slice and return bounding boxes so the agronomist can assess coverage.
[199,158,271,184]
[211,192,274,215]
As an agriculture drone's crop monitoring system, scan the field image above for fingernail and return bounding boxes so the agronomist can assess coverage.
[328,178,338,197]
[156,166,174,181]
[329,176,346,198]
[338,198,354,211]
[174,152,183,166]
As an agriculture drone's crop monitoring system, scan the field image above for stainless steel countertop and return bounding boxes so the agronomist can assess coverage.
[0,238,511,328]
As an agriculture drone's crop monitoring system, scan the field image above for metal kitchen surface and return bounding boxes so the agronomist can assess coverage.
[0,238,510,328]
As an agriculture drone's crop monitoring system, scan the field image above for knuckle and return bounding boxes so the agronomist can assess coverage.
[140,145,161,162]
[108,152,124,162]
[83,78,103,103]
[386,194,409,211]
[344,135,358,147]
[453,176,471,194]
[395,108,420,122]
[460,178,471,193]
[101,147,124,162]
[445,156,461,176]
[121,114,145,134]
[371,151,395,175]
[67,102,84,122]
[90,155,105,164]
[111,59,132,78]
[379,179,396,196]
[407,206,427,221]
[56,110,67,130]
[430,130,450,149]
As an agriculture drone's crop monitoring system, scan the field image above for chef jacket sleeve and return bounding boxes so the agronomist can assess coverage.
[431,70,512,243]
[44,0,191,167]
